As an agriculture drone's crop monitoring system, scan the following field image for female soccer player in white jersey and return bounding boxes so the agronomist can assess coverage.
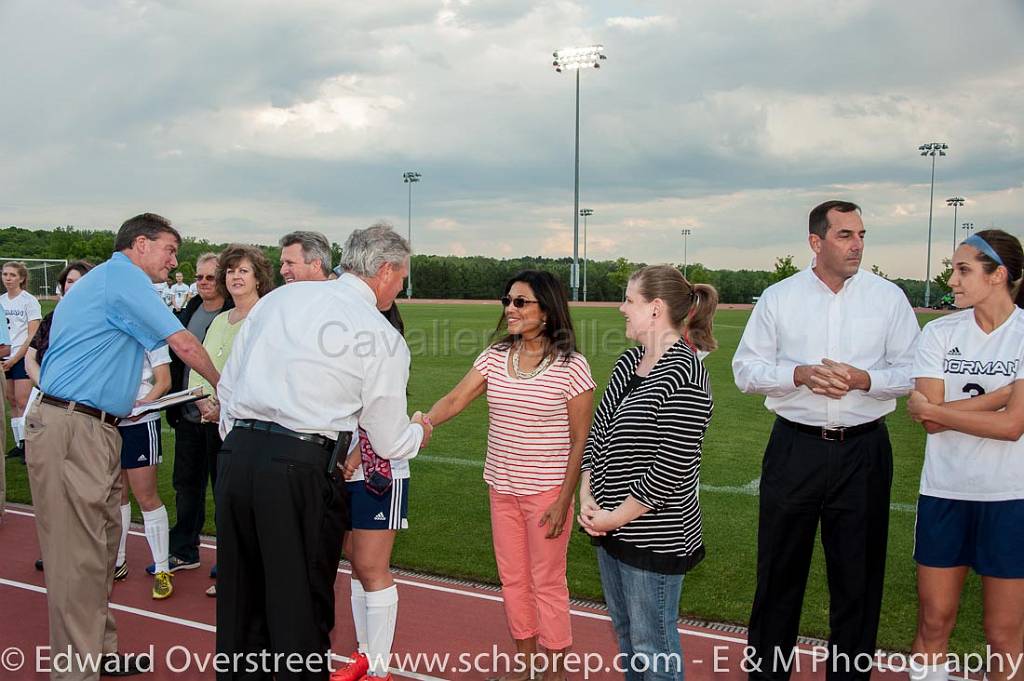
[2,261,42,460]
[907,229,1024,681]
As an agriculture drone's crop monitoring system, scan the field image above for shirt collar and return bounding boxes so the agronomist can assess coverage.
[337,273,378,307]
[805,261,862,294]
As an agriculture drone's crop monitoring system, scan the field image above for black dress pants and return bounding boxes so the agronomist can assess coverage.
[748,418,893,681]
[169,420,222,563]
[215,427,350,681]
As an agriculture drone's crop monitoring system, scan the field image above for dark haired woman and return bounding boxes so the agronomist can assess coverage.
[579,265,716,681]
[189,244,274,597]
[906,229,1024,681]
[426,270,595,681]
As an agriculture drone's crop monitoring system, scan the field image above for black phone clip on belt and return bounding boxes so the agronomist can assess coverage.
[326,431,353,476]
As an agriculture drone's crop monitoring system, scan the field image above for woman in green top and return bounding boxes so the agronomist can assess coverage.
[191,243,275,596]
[192,244,275,407]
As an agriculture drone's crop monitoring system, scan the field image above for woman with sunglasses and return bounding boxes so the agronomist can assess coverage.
[906,230,1024,681]
[426,270,595,681]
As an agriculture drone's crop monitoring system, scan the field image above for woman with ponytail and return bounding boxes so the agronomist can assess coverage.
[683,283,719,360]
[579,264,717,681]
[906,229,1024,681]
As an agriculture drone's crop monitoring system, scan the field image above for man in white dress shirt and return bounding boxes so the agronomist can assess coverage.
[732,200,920,681]
[214,223,432,680]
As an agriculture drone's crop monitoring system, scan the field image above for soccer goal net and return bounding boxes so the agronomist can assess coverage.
[0,258,69,301]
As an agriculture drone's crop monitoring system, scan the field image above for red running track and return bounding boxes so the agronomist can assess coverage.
[0,505,916,681]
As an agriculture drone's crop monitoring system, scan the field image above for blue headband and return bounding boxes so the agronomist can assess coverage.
[963,234,1005,267]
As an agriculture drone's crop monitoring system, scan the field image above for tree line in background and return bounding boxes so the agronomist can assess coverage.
[0,225,944,306]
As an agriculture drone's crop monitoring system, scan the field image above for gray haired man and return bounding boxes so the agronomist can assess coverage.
[279,230,331,283]
[215,223,430,679]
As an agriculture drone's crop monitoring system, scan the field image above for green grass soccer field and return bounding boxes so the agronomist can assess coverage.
[7,303,993,653]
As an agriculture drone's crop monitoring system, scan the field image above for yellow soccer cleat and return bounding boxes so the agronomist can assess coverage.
[152,571,174,600]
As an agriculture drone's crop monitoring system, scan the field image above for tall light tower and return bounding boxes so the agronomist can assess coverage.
[946,196,965,257]
[553,44,606,301]
[580,208,593,301]
[402,171,421,298]
[680,228,692,278]
[962,221,974,237]
[919,142,948,307]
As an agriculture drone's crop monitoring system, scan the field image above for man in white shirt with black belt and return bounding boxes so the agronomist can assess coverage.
[732,200,920,681]
[214,223,432,680]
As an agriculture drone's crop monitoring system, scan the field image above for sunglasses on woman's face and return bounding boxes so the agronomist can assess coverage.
[500,296,539,309]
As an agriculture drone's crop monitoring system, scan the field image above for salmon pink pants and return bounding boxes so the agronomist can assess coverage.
[489,486,574,650]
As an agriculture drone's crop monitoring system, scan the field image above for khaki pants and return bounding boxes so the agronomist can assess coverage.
[25,400,123,681]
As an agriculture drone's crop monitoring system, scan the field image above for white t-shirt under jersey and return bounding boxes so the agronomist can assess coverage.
[912,307,1024,501]
[2,290,42,353]
[122,345,172,426]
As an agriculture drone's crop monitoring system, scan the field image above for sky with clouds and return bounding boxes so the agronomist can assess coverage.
[1,0,1021,278]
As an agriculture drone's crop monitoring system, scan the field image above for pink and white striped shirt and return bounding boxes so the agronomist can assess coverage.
[473,346,596,496]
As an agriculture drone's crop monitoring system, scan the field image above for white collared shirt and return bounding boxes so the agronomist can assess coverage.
[217,274,423,460]
[732,267,920,427]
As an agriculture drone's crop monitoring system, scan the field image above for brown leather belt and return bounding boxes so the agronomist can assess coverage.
[40,395,120,427]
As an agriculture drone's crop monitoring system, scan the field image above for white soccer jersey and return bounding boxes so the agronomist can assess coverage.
[912,307,1024,501]
[152,282,173,308]
[2,290,42,352]
[124,345,172,425]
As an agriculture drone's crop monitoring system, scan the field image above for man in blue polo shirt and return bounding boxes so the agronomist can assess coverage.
[25,213,220,680]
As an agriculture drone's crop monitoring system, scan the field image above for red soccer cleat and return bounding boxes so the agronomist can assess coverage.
[330,652,369,681]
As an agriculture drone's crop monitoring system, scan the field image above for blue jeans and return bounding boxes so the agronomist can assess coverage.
[597,546,685,681]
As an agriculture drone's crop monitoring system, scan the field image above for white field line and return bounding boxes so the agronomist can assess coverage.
[413,460,917,513]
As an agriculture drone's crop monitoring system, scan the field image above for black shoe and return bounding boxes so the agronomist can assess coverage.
[34,559,43,571]
[99,653,152,676]
[5,445,23,459]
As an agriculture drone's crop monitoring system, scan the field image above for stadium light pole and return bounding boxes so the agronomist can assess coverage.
[946,196,965,258]
[403,171,421,299]
[554,44,606,302]
[962,221,974,236]
[919,142,948,308]
[680,228,692,278]
[580,208,593,301]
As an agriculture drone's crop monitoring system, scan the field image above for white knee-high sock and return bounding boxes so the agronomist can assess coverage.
[909,660,948,681]
[117,504,131,565]
[350,578,368,654]
[143,506,169,573]
[365,585,398,677]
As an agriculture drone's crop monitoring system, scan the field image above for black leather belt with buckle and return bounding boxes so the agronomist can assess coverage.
[233,419,335,449]
[779,416,883,442]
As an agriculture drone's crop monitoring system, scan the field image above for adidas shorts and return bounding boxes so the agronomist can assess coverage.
[914,494,1024,578]
[119,420,163,470]
[346,478,409,530]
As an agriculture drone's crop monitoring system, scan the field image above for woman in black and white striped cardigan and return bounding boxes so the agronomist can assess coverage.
[579,264,717,681]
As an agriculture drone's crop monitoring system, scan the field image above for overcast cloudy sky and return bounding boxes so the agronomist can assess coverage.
[1,0,1021,278]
